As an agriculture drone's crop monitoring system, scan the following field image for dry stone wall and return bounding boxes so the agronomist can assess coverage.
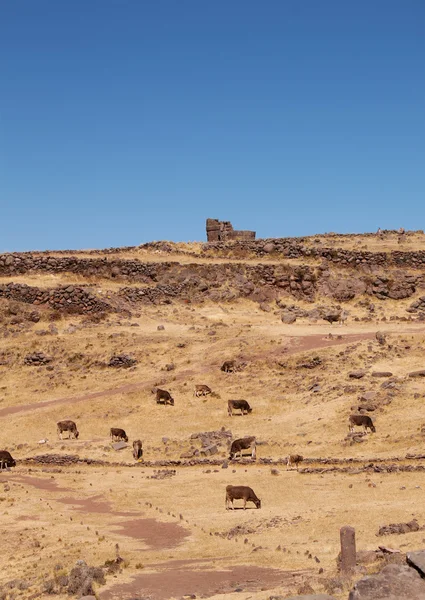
[0,253,173,281]
[201,239,425,268]
[0,282,112,313]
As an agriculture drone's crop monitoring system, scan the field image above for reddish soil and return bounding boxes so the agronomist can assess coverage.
[100,562,310,600]
[7,474,188,550]
[113,517,189,549]
[9,474,70,492]
[0,332,375,419]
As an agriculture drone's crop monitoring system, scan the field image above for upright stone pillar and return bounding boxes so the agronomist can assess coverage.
[340,526,356,574]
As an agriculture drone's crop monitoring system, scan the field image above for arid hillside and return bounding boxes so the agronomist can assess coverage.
[1,230,425,600]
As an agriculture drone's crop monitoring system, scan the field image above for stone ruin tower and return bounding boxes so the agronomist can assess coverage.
[206,218,256,242]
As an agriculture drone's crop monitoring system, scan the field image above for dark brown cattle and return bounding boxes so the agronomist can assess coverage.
[228,399,252,416]
[221,360,236,373]
[156,389,174,405]
[194,384,212,397]
[133,440,143,460]
[229,437,256,460]
[225,485,261,510]
[57,420,79,439]
[0,450,16,469]
[110,428,128,442]
[349,414,376,433]
[287,454,304,470]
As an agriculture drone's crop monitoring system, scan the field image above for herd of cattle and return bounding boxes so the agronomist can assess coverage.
[1,375,377,509]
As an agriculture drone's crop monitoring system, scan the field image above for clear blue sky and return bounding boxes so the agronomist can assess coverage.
[1,1,424,251]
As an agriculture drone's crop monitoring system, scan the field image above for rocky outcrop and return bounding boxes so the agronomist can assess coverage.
[407,550,425,577]
[348,563,425,600]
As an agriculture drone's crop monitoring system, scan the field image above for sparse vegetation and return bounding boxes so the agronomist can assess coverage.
[1,234,425,599]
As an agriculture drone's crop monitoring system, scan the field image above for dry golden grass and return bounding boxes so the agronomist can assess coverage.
[1,236,425,599]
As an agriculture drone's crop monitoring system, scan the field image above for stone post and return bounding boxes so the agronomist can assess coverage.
[340,526,356,574]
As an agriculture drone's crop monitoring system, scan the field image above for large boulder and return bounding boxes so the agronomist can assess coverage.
[407,550,425,577]
[348,563,425,600]
[281,312,297,324]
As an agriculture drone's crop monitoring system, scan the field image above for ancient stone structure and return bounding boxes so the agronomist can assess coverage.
[206,218,256,242]
[340,526,356,574]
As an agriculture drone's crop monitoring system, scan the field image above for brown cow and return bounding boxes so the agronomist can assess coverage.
[194,384,212,397]
[110,428,128,442]
[133,440,143,460]
[225,485,261,510]
[228,399,252,416]
[57,420,79,439]
[229,437,256,460]
[0,450,16,470]
[349,414,376,433]
[156,389,174,405]
[287,454,304,470]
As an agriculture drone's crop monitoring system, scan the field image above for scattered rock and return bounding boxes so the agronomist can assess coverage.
[409,370,425,378]
[111,442,128,451]
[24,352,52,366]
[349,371,366,379]
[108,354,137,368]
[378,519,421,536]
[376,331,386,345]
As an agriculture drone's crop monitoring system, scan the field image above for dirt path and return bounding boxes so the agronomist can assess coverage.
[99,562,310,600]
[0,331,376,419]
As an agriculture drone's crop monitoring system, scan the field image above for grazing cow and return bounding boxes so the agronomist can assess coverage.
[57,420,79,440]
[287,454,304,470]
[0,450,16,470]
[229,437,256,460]
[348,414,376,433]
[228,399,252,417]
[221,360,236,373]
[194,384,212,397]
[110,428,128,443]
[133,440,143,461]
[225,485,261,510]
[339,310,349,326]
[156,389,174,405]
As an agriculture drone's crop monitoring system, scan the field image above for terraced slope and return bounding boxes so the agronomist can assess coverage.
[1,232,425,599]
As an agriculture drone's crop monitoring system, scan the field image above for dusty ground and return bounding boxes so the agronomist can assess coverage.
[1,235,425,599]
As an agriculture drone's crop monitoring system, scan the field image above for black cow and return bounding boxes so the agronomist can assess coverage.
[228,400,252,417]
[0,451,16,470]
[110,428,128,442]
[221,360,237,373]
[156,389,174,405]
[229,437,256,460]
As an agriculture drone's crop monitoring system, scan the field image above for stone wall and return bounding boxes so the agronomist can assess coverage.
[0,253,173,281]
[0,283,112,313]
[201,239,425,267]
[206,218,256,242]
